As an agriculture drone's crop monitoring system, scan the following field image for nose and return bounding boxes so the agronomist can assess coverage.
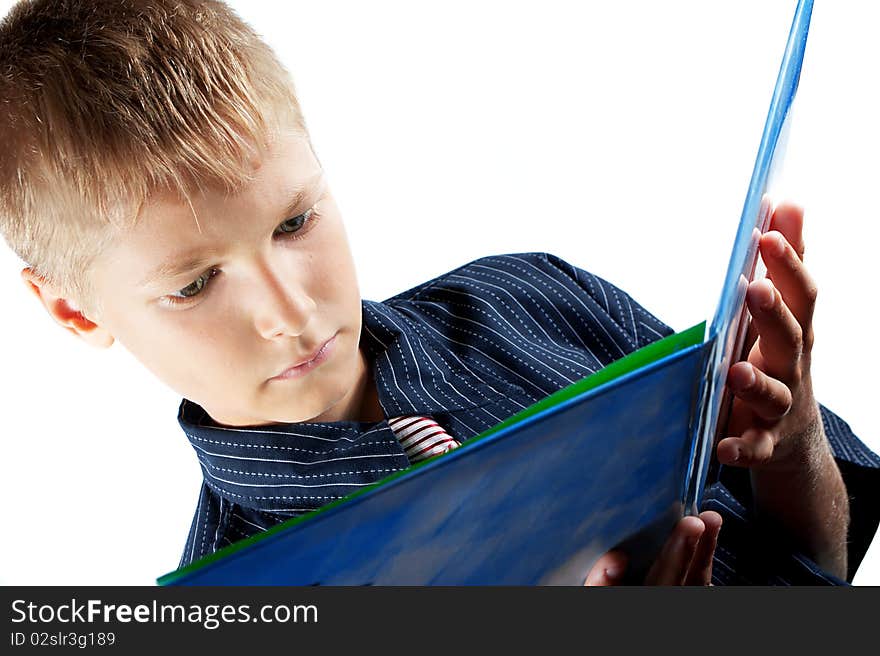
[249,257,315,340]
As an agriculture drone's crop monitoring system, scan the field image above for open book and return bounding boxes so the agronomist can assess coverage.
[158,0,813,586]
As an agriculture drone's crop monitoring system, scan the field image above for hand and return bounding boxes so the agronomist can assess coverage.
[717,202,824,470]
[583,511,722,586]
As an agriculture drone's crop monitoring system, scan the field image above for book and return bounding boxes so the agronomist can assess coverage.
[158,0,813,586]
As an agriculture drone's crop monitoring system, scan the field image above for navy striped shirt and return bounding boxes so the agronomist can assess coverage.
[177,251,880,584]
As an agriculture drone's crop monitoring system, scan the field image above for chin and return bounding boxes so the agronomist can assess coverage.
[267,391,347,424]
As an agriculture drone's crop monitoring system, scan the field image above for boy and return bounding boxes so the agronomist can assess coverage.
[1,0,877,585]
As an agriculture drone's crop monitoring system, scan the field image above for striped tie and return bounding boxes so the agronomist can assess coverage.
[387,415,460,463]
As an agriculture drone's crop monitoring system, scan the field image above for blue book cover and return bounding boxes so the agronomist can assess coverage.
[158,0,813,586]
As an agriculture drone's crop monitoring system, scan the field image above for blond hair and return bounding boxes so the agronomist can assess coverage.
[0,0,308,316]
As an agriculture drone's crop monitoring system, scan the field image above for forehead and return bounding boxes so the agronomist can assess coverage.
[96,131,321,282]
[139,130,318,235]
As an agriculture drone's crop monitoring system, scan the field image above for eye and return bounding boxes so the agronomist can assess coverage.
[274,207,315,238]
[166,268,219,304]
[159,206,319,309]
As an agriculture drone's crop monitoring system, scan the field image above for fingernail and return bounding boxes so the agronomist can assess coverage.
[770,232,786,258]
[605,566,622,580]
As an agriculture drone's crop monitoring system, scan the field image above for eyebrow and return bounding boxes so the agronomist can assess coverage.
[139,254,217,289]
[138,173,324,289]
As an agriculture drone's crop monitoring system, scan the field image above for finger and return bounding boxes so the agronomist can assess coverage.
[684,511,722,586]
[716,427,776,468]
[740,316,759,360]
[768,202,805,261]
[644,516,705,586]
[584,550,629,586]
[746,278,803,385]
[723,395,753,438]
[760,231,817,351]
[727,361,792,422]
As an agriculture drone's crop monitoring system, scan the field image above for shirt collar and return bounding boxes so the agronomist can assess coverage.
[358,298,512,416]
[178,298,511,511]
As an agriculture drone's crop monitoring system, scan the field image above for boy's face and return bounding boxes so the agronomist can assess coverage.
[83,129,373,426]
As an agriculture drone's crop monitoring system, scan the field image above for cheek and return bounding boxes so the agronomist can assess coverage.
[113,311,252,395]
[319,252,360,324]
[311,212,358,297]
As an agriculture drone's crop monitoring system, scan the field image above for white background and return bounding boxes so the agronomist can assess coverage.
[1,0,877,585]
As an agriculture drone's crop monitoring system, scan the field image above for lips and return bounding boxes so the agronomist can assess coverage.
[270,333,336,381]
[292,338,330,368]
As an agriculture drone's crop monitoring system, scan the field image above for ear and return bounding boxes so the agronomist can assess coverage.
[20,267,114,348]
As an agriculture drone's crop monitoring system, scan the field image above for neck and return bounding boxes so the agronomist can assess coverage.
[352,352,385,423]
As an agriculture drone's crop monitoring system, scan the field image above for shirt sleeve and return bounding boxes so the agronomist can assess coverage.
[714,405,880,584]
[819,405,880,581]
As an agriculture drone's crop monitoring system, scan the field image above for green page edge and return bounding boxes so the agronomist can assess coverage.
[157,320,707,586]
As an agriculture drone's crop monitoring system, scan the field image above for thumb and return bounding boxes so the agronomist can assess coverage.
[584,551,629,586]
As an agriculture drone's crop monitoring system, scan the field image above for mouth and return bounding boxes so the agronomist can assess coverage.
[269,333,337,382]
